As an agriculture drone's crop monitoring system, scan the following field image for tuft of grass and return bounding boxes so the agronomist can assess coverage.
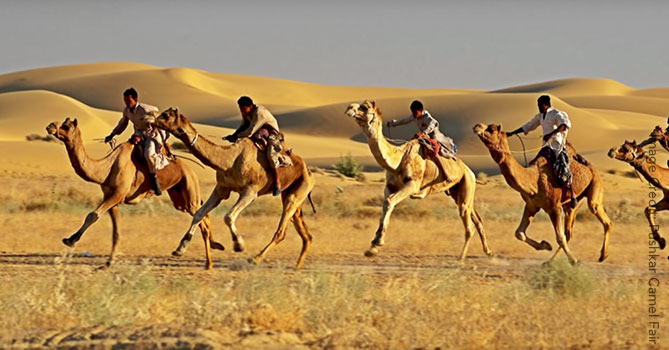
[525,260,596,298]
[333,153,363,178]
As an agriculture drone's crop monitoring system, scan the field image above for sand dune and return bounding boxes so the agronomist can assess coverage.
[492,78,634,96]
[0,90,118,141]
[0,62,476,125]
[0,62,667,176]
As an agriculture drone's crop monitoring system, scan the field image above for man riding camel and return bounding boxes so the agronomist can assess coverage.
[506,95,576,208]
[386,100,457,180]
[223,96,291,196]
[637,115,669,167]
[104,87,169,196]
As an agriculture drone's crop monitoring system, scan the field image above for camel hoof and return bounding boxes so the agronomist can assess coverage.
[540,240,553,251]
[486,250,494,258]
[658,237,666,250]
[598,253,608,262]
[62,237,75,248]
[204,264,213,271]
[210,242,225,251]
[172,250,183,257]
[233,241,245,253]
[364,247,379,257]
[541,260,553,268]
[247,256,260,265]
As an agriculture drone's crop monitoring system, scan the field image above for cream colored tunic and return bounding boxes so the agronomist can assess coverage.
[110,102,169,172]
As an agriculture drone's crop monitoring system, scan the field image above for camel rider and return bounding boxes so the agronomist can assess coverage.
[506,95,576,208]
[638,115,669,167]
[386,100,457,159]
[223,96,292,196]
[104,88,169,196]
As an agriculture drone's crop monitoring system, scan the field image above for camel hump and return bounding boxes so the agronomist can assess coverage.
[564,142,590,166]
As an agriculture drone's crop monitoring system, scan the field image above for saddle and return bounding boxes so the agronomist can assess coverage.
[251,127,293,156]
[414,133,452,182]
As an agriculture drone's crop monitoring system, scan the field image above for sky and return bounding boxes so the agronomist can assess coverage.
[1,0,667,90]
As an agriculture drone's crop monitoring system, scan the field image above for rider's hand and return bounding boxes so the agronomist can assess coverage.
[104,134,114,143]
[542,133,551,142]
[386,121,393,128]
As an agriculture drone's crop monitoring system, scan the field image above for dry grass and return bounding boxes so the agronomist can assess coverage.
[0,171,661,349]
[0,257,643,349]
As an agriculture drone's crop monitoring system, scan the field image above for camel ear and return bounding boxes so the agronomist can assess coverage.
[631,140,637,146]
[73,118,78,127]
[370,100,376,108]
[64,117,70,124]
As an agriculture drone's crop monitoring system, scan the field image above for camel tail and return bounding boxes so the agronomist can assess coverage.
[307,191,317,214]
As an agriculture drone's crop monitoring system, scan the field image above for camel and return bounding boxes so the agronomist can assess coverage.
[154,108,316,270]
[608,140,667,249]
[344,100,493,260]
[46,117,224,268]
[473,123,613,264]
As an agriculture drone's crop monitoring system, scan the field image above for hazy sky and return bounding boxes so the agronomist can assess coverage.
[1,1,667,90]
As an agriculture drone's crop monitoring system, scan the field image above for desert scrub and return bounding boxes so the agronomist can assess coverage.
[333,153,363,178]
[0,260,644,349]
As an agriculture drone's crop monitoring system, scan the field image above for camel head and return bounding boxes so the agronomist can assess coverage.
[46,117,80,146]
[649,125,665,140]
[156,107,193,137]
[608,140,644,163]
[344,100,383,130]
[473,123,509,152]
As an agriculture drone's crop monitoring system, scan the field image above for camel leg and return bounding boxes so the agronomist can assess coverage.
[514,204,552,251]
[547,209,578,265]
[291,207,313,270]
[448,179,477,261]
[366,182,418,257]
[106,205,120,267]
[224,188,258,253]
[645,198,669,251]
[563,200,584,243]
[471,208,494,257]
[62,190,125,248]
[250,186,306,267]
[550,202,582,262]
[456,204,475,261]
[172,188,224,270]
[585,180,614,262]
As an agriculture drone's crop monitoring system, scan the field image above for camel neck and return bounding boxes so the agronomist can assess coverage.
[363,119,404,172]
[490,140,538,195]
[632,156,669,190]
[178,128,239,172]
[64,135,111,184]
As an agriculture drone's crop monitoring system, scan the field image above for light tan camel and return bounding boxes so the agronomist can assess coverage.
[608,139,667,249]
[344,100,493,260]
[46,117,224,268]
[473,123,613,264]
[154,108,316,270]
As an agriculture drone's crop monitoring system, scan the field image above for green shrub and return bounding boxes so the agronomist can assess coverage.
[333,153,363,178]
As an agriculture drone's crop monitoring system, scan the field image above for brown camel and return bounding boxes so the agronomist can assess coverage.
[344,100,493,260]
[154,108,316,270]
[46,117,224,268]
[608,139,667,249]
[473,123,613,264]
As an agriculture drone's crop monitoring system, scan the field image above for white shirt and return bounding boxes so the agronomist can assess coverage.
[389,110,440,136]
[522,107,571,153]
